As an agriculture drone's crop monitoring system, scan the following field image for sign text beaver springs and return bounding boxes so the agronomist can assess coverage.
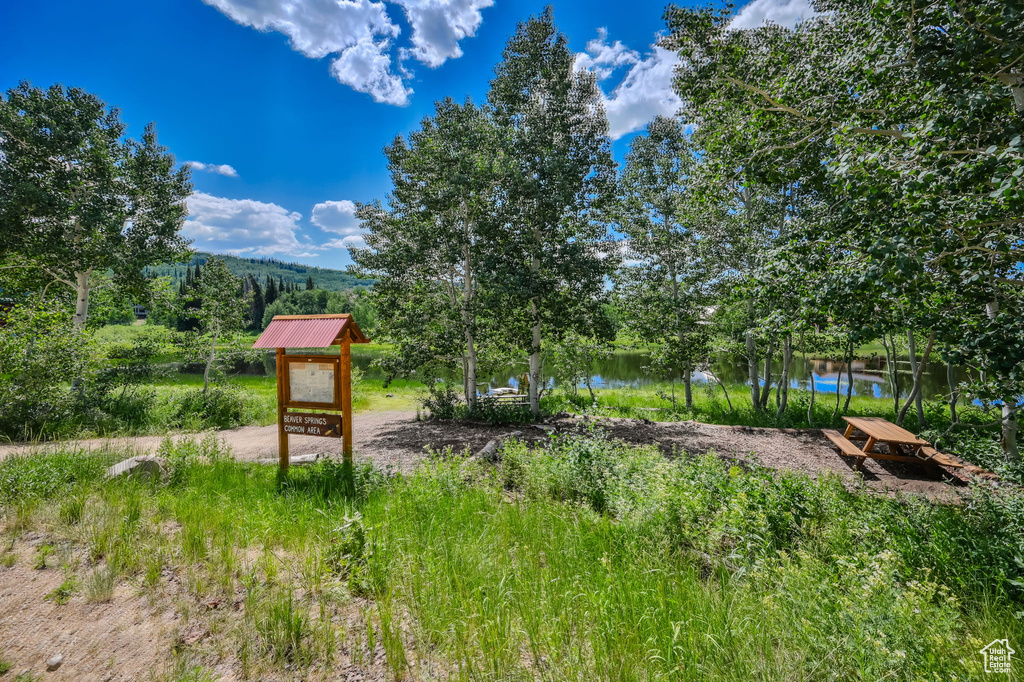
[281,412,342,438]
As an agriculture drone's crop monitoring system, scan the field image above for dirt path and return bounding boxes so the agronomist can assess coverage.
[0,411,970,498]
[0,411,519,472]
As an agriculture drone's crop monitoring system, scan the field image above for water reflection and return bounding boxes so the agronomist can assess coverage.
[349,352,973,401]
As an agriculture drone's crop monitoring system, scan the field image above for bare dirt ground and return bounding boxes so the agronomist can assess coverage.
[0,535,393,681]
[0,411,976,498]
[0,540,177,681]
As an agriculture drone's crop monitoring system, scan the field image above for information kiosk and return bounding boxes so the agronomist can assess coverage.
[252,314,370,472]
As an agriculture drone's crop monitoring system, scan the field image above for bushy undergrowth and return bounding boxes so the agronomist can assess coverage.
[2,434,1022,679]
[421,383,534,425]
[169,386,264,431]
[0,448,109,506]
[0,386,267,442]
[502,430,1024,601]
[545,386,896,430]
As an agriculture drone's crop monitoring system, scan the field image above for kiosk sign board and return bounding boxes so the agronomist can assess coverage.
[282,412,342,438]
[252,313,370,473]
[283,356,341,409]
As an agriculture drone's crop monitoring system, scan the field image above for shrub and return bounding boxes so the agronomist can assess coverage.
[172,386,258,430]
[420,383,462,420]
[0,304,93,440]
[0,450,107,507]
[469,396,535,425]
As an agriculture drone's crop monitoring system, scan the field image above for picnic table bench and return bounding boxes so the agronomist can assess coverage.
[478,393,530,407]
[822,416,963,471]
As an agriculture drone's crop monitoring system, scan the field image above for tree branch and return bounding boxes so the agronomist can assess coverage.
[725,75,912,139]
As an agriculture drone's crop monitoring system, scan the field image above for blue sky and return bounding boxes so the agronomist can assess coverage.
[0,0,812,268]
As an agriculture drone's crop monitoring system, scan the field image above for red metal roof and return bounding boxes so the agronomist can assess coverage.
[252,314,369,349]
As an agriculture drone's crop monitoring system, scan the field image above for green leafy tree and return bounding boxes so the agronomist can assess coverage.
[616,116,713,409]
[488,7,619,414]
[665,0,1023,453]
[0,303,93,439]
[179,258,253,391]
[0,82,193,327]
[351,98,504,410]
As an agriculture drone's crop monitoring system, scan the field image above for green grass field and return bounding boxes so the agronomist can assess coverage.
[0,433,1020,679]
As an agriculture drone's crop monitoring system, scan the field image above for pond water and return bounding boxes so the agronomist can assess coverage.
[347,351,972,402]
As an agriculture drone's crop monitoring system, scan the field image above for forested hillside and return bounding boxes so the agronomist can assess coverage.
[144,252,371,292]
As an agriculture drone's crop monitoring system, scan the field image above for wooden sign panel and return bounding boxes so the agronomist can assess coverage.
[282,412,342,438]
[283,355,341,409]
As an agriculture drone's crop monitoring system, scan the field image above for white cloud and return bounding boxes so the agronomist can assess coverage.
[313,199,368,253]
[186,161,239,177]
[329,38,411,106]
[203,0,492,105]
[202,0,398,59]
[576,30,682,140]
[573,28,639,81]
[311,199,362,235]
[730,0,818,30]
[321,235,368,251]
[395,0,493,68]
[183,192,312,256]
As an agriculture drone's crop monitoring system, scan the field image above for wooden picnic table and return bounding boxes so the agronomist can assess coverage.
[479,392,530,407]
[822,416,963,470]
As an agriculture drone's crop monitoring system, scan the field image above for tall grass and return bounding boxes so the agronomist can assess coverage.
[1,434,1021,678]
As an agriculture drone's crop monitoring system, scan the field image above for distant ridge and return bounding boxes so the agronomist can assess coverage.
[144,252,372,292]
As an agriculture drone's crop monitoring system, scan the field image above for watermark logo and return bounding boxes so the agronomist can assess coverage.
[980,639,1014,674]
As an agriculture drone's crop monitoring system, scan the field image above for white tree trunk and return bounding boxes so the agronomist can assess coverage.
[907,330,925,427]
[946,344,959,423]
[760,339,775,409]
[204,328,219,392]
[1003,401,1020,461]
[843,343,855,414]
[529,299,542,416]
[883,333,901,415]
[465,333,477,412]
[72,270,93,327]
[746,303,760,410]
[897,333,934,426]
[462,243,477,412]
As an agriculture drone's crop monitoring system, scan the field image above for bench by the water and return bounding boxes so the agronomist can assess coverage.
[474,384,530,408]
[822,416,963,471]
[479,393,530,408]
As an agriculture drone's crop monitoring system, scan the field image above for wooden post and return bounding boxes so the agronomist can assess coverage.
[340,341,353,463]
[276,348,289,473]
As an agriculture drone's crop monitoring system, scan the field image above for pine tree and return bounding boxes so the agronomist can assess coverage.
[250,278,265,329]
[306,275,315,290]
[265,276,277,305]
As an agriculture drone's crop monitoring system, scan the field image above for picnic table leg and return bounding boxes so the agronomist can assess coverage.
[911,445,945,479]
[843,423,855,439]
[864,436,877,454]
